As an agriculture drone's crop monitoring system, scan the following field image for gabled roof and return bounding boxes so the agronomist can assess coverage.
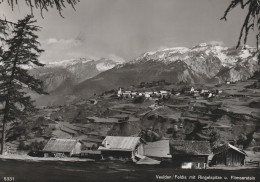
[213,143,247,156]
[98,136,143,152]
[170,140,211,155]
[43,138,80,153]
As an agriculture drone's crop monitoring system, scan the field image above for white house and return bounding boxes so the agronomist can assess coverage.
[123,91,131,98]
[117,88,122,97]
[201,89,209,94]
[131,92,137,98]
[145,92,153,98]
[190,87,195,93]
[159,91,168,96]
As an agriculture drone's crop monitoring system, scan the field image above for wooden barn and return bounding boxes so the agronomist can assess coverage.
[211,143,247,166]
[98,136,145,161]
[43,138,82,157]
[169,140,211,169]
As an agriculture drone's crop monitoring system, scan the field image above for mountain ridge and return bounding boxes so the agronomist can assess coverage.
[72,44,259,98]
[31,43,259,106]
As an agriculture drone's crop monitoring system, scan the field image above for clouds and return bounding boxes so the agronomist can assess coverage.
[46,38,58,45]
[41,37,85,63]
[45,38,82,48]
[208,40,225,46]
[2,0,250,62]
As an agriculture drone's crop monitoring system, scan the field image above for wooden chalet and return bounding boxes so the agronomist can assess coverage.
[43,138,82,157]
[211,144,247,166]
[169,140,211,169]
[98,136,145,161]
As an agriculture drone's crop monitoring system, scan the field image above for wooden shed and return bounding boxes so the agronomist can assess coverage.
[43,138,82,157]
[169,140,211,169]
[211,144,247,166]
[98,136,145,161]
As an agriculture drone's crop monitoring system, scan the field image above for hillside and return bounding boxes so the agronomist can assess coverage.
[5,77,260,155]
[30,57,125,106]
[73,44,259,98]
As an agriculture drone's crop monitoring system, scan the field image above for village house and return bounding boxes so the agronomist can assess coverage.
[201,89,210,94]
[153,91,160,96]
[43,138,82,157]
[159,91,168,98]
[211,143,247,167]
[169,140,211,169]
[131,92,138,98]
[98,136,145,161]
[122,91,132,98]
[190,87,195,93]
[117,88,122,97]
[145,91,153,98]
[216,89,223,94]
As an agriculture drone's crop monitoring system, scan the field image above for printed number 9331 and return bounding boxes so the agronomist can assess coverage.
[3,177,15,181]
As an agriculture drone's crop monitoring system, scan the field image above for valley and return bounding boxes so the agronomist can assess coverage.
[1,44,259,172]
[1,1,260,181]
[4,70,260,162]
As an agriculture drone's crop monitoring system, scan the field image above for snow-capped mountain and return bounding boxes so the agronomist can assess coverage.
[30,57,125,93]
[133,43,257,68]
[31,43,259,106]
[73,44,259,97]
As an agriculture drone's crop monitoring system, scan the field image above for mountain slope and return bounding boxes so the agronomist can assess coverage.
[73,44,259,97]
[30,57,124,106]
[30,57,124,93]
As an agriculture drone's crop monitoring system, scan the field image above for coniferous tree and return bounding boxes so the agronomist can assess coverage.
[221,0,260,50]
[0,0,80,17]
[0,15,45,154]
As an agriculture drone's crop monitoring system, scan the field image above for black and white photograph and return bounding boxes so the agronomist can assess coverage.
[0,0,259,182]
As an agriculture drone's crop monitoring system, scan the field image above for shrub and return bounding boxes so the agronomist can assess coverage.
[133,96,145,103]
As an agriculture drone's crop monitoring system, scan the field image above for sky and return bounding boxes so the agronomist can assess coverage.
[0,0,257,63]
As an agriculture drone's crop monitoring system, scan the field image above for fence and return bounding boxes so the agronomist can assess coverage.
[246,161,260,168]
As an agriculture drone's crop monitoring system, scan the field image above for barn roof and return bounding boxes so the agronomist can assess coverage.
[213,143,247,156]
[170,140,211,155]
[43,138,80,153]
[98,136,143,152]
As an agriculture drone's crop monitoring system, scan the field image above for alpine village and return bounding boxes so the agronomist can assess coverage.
[0,1,260,182]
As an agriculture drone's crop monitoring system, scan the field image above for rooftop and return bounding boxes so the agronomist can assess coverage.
[43,138,80,153]
[98,136,143,152]
[213,143,247,156]
[144,140,171,158]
